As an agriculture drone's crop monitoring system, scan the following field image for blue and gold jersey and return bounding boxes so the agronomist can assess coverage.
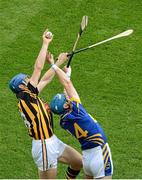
[60,98,107,150]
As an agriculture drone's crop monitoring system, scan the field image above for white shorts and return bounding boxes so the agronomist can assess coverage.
[32,135,67,171]
[82,143,113,178]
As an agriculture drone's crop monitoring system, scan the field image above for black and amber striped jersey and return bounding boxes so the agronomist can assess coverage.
[17,82,53,140]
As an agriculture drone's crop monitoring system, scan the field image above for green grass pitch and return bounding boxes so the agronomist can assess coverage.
[0,0,142,178]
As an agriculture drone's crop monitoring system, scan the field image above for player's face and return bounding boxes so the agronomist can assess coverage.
[18,77,30,89]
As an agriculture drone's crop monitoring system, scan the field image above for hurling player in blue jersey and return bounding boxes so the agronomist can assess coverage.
[49,54,113,179]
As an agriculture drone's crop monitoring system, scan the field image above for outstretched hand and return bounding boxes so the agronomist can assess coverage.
[56,52,68,66]
[42,29,53,45]
[46,52,54,65]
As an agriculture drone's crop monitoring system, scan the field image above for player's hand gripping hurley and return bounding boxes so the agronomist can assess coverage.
[67,15,88,67]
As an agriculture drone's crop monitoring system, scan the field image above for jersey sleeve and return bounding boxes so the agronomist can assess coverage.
[69,98,81,113]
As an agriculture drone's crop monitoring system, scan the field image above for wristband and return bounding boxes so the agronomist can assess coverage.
[51,64,58,71]
[66,71,71,79]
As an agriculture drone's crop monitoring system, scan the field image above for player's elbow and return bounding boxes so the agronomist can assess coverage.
[34,64,43,72]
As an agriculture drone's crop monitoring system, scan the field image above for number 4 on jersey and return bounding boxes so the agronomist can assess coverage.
[74,123,88,139]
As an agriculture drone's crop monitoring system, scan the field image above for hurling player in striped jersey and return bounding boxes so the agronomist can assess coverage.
[49,54,113,179]
[9,30,82,179]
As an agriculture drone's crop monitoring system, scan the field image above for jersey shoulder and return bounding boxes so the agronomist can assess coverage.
[27,82,39,95]
[16,82,38,100]
[69,97,83,111]
[70,97,81,104]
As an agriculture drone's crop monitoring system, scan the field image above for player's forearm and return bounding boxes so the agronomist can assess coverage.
[52,65,80,100]
[34,43,48,71]
[41,68,55,81]
[52,66,70,88]
[63,88,70,99]
[40,59,64,82]
[37,68,55,93]
[39,68,55,87]
[37,60,64,92]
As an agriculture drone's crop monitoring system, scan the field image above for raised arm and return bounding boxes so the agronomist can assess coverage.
[37,52,68,93]
[50,53,80,100]
[29,29,53,87]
